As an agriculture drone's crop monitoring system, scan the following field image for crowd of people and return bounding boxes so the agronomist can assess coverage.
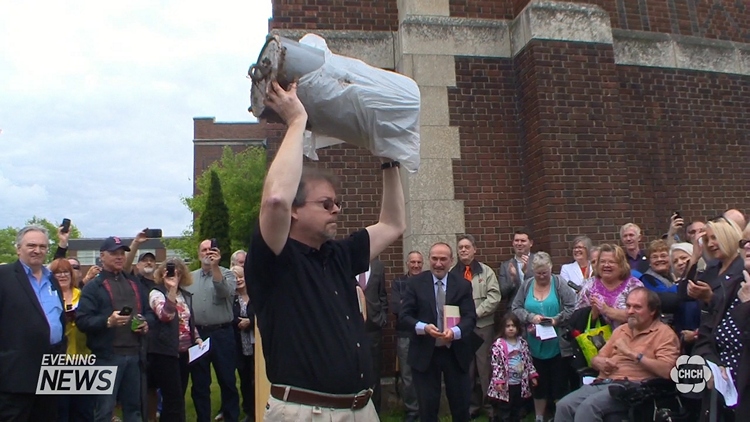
[388,211,749,422]
[0,225,256,422]
[1,81,747,422]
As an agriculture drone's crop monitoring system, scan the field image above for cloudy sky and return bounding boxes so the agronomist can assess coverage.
[0,0,271,237]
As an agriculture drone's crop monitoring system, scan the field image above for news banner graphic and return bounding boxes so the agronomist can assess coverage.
[36,354,117,395]
[670,355,712,394]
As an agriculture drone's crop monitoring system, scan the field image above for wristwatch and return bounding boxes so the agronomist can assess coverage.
[636,353,644,363]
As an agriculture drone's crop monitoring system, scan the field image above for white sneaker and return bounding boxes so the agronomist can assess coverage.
[215,413,224,421]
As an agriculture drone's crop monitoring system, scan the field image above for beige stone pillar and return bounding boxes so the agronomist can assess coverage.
[397,0,465,259]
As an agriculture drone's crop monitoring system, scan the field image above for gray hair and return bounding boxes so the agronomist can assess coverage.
[456,234,476,247]
[531,251,553,271]
[230,249,247,266]
[572,235,593,252]
[15,225,49,247]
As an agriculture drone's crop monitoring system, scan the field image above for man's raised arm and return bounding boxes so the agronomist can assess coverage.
[366,163,406,261]
[259,82,308,255]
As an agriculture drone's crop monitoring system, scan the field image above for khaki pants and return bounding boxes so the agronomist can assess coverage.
[264,396,379,421]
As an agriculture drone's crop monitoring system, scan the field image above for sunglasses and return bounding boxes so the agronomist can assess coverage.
[305,198,341,212]
[71,265,80,270]
[740,239,750,249]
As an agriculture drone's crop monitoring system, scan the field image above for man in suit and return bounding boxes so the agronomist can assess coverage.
[450,234,501,419]
[497,229,536,325]
[0,225,67,421]
[357,258,388,413]
[390,251,424,422]
[400,242,477,422]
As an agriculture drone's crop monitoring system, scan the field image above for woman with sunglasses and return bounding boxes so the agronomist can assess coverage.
[693,223,750,421]
[48,258,93,421]
[680,217,744,326]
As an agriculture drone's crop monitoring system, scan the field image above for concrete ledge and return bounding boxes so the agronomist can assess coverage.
[512,0,613,56]
[399,54,457,86]
[613,29,750,76]
[397,0,450,22]
[270,29,396,69]
[400,16,511,57]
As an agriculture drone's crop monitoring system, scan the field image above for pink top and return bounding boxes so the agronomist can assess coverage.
[576,276,643,327]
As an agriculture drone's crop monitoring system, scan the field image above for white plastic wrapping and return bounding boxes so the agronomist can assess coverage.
[296,34,421,172]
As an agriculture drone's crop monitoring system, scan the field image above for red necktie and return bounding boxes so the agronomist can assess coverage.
[464,265,472,282]
[358,272,367,290]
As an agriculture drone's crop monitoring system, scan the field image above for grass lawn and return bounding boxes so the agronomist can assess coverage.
[183,368,247,421]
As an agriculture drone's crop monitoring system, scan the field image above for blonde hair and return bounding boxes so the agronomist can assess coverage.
[619,223,642,238]
[231,265,244,277]
[154,259,193,287]
[531,251,553,271]
[706,218,742,261]
[597,243,631,281]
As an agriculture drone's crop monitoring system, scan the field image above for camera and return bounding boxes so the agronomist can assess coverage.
[166,262,176,277]
[61,218,71,233]
[144,228,162,238]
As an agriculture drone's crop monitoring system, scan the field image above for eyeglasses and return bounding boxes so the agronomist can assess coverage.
[740,239,750,248]
[305,198,341,212]
[54,271,71,277]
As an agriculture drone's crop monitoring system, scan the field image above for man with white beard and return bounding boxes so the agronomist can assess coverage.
[184,239,240,422]
[124,230,158,291]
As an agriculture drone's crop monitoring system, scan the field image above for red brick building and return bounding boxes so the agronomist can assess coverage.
[198,0,750,376]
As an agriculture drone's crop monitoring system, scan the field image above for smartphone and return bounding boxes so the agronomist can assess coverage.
[119,306,133,316]
[567,280,582,294]
[674,211,681,220]
[144,228,162,238]
[540,317,553,326]
[166,262,176,277]
[95,257,102,267]
[210,238,218,249]
[61,218,71,233]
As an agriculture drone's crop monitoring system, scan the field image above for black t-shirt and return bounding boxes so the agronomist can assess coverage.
[246,224,372,394]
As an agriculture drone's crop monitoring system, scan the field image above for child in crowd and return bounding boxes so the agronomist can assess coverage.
[487,312,538,422]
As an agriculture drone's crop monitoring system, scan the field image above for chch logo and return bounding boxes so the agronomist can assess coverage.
[670,355,712,393]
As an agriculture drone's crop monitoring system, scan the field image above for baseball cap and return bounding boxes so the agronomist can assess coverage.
[100,236,131,252]
[138,252,156,262]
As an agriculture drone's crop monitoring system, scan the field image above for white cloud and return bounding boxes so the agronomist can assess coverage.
[0,0,272,237]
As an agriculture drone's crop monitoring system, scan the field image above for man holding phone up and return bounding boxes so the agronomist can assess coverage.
[184,239,239,422]
[76,236,154,422]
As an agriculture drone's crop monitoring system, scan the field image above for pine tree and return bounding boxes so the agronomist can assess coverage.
[198,170,231,267]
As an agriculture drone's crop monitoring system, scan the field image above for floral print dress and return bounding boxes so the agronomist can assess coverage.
[487,337,538,402]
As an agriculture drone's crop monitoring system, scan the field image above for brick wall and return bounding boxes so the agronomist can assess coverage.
[619,66,750,236]
[515,40,636,257]
[582,0,750,43]
[270,0,399,31]
[450,0,514,19]
[448,58,525,262]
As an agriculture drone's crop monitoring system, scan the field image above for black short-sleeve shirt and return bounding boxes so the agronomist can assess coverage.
[246,224,372,394]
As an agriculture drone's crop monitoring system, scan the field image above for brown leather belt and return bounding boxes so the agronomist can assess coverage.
[270,384,373,410]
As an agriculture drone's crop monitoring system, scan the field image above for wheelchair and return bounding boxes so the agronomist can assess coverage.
[575,367,699,422]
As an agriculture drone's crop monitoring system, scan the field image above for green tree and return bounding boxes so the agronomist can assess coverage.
[0,227,19,264]
[0,217,82,264]
[168,147,266,268]
[198,170,231,267]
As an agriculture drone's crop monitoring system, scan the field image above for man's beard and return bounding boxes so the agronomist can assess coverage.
[141,267,154,275]
[201,257,212,266]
